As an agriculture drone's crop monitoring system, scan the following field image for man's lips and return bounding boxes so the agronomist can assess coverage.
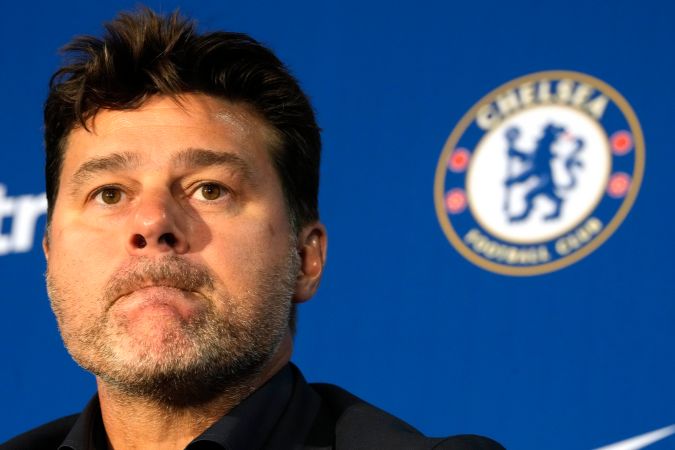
[112,284,205,320]
[116,280,202,299]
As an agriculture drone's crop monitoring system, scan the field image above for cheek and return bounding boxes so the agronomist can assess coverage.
[203,217,290,286]
[47,255,103,340]
[48,221,122,295]
[51,213,124,258]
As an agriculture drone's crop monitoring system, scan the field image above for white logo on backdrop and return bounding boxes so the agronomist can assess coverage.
[593,424,675,450]
[0,183,47,256]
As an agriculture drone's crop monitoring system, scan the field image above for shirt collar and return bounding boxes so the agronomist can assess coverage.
[58,395,107,450]
[188,365,294,450]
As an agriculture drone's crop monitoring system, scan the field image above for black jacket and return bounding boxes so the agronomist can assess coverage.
[1,366,505,450]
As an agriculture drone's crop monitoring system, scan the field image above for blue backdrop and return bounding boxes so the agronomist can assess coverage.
[1,1,674,449]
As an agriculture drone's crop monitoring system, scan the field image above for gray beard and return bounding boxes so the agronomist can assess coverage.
[47,250,299,408]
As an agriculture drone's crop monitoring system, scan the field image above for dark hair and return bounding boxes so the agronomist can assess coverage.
[44,8,321,232]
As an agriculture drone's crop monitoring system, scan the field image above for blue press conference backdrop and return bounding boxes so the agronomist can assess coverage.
[1,1,673,449]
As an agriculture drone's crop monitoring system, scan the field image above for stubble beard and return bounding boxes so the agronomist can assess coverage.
[47,248,300,407]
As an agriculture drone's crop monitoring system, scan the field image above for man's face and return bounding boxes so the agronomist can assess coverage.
[45,94,302,401]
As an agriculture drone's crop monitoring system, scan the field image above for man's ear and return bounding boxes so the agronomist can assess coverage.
[42,233,49,262]
[293,222,327,303]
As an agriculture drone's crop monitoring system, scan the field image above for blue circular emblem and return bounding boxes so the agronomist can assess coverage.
[434,71,645,276]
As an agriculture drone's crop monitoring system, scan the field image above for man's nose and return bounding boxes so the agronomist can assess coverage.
[126,191,189,255]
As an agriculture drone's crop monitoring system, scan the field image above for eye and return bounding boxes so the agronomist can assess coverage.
[94,187,124,205]
[193,183,228,201]
[201,184,221,200]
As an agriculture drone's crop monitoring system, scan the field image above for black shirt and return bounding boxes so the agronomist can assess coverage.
[58,364,320,450]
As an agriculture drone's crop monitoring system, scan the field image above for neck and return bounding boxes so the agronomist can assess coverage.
[98,333,293,450]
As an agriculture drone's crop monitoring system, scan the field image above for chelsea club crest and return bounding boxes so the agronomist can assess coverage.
[434,71,644,276]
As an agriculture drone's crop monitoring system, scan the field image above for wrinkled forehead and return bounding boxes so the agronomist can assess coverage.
[72,94,280,147]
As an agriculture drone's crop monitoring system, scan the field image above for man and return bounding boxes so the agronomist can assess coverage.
[1,8,504,450]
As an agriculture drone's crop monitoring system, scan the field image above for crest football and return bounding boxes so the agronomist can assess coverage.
[434,71,644,276]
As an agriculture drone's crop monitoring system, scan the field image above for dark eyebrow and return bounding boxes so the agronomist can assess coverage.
[174,148,254,182]
[70,152,142,188]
